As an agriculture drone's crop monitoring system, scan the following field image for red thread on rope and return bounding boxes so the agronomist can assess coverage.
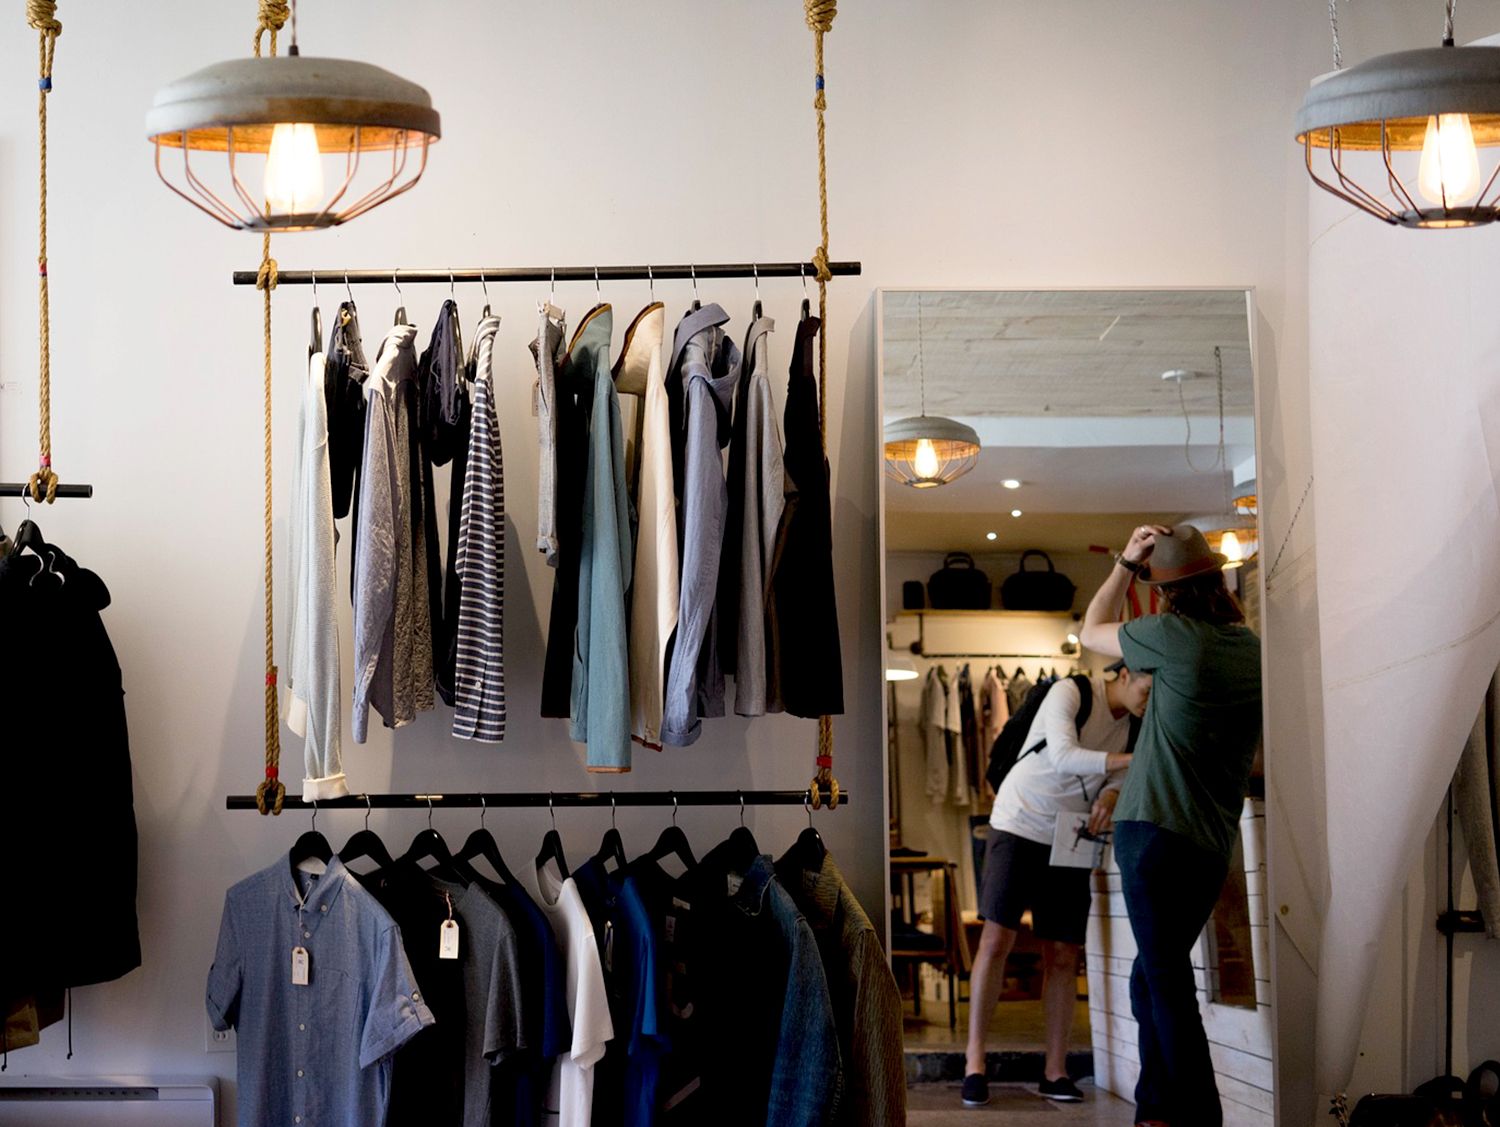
[38,260,47,277]
[265,671,277,686]
[264,765,279,779]
[38,455,50,467]
[816,756,833,768]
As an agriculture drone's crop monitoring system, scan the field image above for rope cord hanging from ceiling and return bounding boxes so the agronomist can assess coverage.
[805,0,841,810]
[253,0,288,815]
[25,0,61,503]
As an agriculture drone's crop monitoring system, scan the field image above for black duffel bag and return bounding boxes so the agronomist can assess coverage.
[999,550,1077,612]
[927,552,991,610]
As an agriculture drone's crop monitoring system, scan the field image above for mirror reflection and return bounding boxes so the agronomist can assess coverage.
[880,289,1270,1115]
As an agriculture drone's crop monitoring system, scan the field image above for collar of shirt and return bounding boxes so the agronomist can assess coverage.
[284,853,352,935]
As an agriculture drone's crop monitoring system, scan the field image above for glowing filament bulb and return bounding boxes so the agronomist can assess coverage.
[913,438,941,480]
[264,123,325,213]
[1418,114,1481,207]
[1220,530,1244,569]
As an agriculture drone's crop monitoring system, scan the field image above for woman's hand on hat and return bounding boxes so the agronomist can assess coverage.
[1122,524,1174,564]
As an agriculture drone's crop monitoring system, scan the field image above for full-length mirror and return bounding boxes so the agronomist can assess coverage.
[879,289,1271,1122]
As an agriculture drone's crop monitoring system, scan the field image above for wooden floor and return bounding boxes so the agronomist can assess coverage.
[906,1080,1137,1125]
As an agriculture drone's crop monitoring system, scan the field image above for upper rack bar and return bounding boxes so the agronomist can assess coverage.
[225,788,848,811]
[230,262,862,286]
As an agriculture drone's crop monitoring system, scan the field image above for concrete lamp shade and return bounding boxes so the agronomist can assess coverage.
[147,55,440,232]
[883,415,981,489]
[1295,44,1500,228]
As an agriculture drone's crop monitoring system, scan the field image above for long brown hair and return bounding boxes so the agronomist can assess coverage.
[1159,570,1245,626]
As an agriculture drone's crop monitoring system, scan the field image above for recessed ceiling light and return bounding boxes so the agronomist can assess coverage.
[1002,479,1021,490]
[986,531,998,541]
[1011,509,1023,518]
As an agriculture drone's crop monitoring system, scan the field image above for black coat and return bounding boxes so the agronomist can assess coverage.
[770,315,844,718]
[0,544,140,1007]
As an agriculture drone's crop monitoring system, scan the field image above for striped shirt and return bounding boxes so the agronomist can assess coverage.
[451,316,506,742]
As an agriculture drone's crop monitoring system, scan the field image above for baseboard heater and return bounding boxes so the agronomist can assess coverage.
[0,1077,216,1126]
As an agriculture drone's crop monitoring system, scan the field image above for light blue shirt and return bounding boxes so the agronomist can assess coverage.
[207,854,434,1126]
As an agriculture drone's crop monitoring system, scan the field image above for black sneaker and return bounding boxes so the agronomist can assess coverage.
[960,1073,990,1107]
[1038,1076,1084,1102]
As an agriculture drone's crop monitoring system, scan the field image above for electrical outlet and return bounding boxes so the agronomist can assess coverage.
[207,1021,236,1054]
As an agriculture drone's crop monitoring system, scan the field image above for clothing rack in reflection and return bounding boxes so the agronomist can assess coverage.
[225,788,849,811]
[229,262,862,287]
[1,482,93,498]
[915,651,1071,661]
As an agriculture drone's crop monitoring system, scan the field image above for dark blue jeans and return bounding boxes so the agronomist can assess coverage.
[1113,820,1230,1127]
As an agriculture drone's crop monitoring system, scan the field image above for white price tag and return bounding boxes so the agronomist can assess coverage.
[292,946,310,986]
[439,919,460,960]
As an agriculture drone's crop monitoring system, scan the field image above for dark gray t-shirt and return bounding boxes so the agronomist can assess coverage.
[428,876,528,1127]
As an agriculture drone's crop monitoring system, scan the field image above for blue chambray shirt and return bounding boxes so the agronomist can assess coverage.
[207,854,434,1126]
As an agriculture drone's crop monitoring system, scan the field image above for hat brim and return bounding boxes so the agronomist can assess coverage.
[1142,553,1227,586]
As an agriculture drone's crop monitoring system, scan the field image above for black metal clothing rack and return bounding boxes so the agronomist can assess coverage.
[1,482,92,498]
[231,262,861,287]
[226,788,849,811]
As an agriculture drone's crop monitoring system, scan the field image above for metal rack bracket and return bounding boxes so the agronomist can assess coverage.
[232,262,861,287]
[226,788,849,811]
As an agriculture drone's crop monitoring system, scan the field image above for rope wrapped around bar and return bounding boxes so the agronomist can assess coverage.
[805,0,840,810]
[26,0,61,504]
[252,0,288,816]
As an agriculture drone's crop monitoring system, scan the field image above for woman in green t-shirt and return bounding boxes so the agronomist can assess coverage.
[1080,523,1263,1127]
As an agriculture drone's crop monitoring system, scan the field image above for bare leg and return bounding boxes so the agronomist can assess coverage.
[1041,939,1082,1080]
[964,920,1019,1077]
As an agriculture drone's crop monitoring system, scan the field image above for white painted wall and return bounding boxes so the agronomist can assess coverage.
[0,0,1435,1120]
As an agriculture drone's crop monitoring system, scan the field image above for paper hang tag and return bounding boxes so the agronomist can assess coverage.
[439,919,460,960]
[292,946,310,986]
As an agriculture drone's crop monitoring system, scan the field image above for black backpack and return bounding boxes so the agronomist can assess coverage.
[985,674,1093,793]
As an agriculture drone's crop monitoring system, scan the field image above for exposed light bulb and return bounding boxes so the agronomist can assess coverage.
[264,123,325,214]
[913,438,941,480]
[1220,530,1245,569]
[1002,479,1021,490]
[1066,633,1080,646]
[1418,113,1481,207]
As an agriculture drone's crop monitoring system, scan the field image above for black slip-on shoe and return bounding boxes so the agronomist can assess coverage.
[961,1073,991,1107]
[1039,1076,1085,1102]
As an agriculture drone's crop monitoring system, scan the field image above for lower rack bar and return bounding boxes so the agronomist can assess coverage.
[231,261,862,287]
[226,788,848,811]
[2,482,93,498]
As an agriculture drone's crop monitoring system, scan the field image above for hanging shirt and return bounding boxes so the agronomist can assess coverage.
[981,666,1009,752]
[769,315,844,718]
[452,315,507,743]
[541,311,594,720]
[1006,668,1034,715]
[661,304,741,747]
[326,300,369,524]
[534,862,614,1127]
[774,847,906,1127]
[418,299,470,706]
[570,859,667,1127]
[720,314,786,717]
[534,305,567,566]
[477,875,574,1127]
[617,303,678,749]
[206,855,433,1127]
[958,665,981,805]
[568,306,635,771]
[680,842,841,1126]
[285,350,347,799]
[352,324,433,742]
[921,667,950,804]
[945,664,967,805]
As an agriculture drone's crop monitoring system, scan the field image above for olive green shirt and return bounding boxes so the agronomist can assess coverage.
[1116,614,1263,858]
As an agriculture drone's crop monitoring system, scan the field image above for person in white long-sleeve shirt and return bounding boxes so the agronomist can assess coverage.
[962,662,1152,1109]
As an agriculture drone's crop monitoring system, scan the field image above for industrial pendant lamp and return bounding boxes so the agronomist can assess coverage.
[1296,0,1500,228]
[884,294,980,489]
[146,0,439,231]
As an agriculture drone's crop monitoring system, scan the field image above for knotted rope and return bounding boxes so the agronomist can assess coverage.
[805,0,841,810]
[26,0,61,504]
[253,0,288,816]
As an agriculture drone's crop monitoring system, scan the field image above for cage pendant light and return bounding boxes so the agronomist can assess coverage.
[1296,0,1500,229]
[883,295,981,489]
[146,0,439,232]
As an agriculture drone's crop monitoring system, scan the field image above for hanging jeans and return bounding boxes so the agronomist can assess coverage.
[1113,820,1229,1127]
